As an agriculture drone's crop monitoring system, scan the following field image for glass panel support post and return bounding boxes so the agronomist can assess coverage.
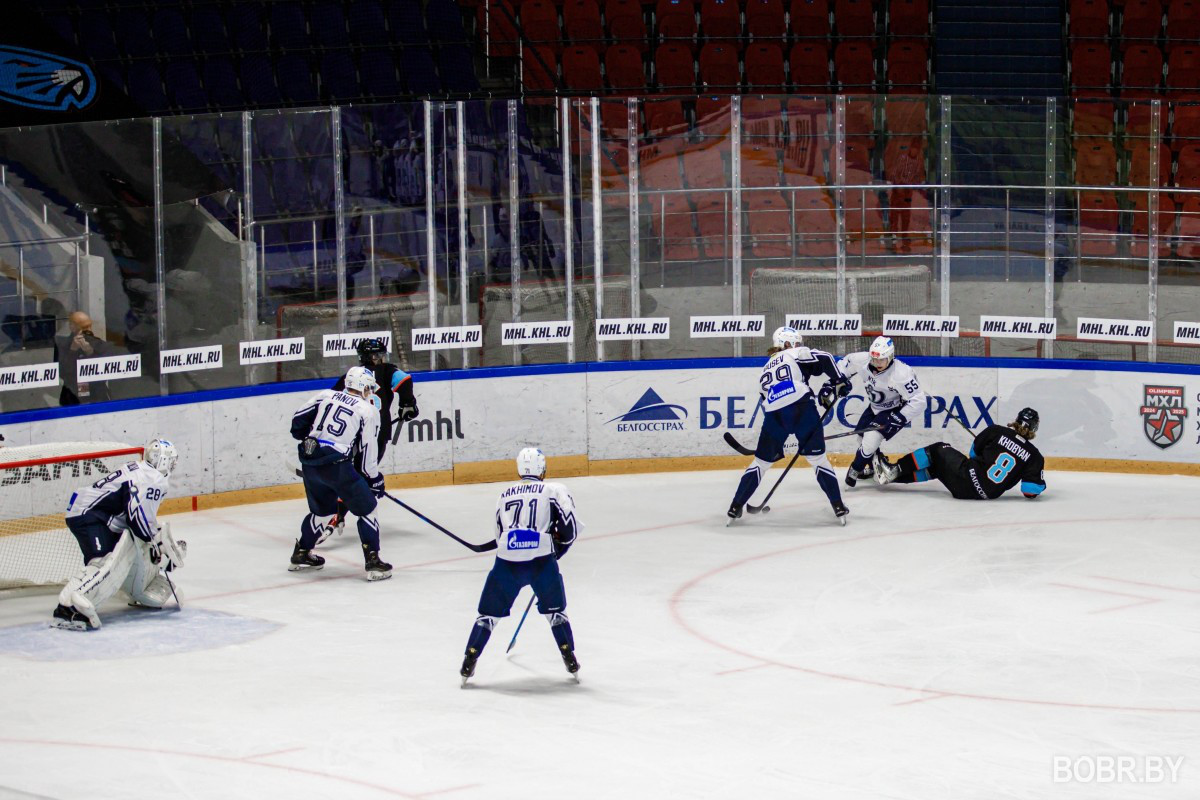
[834,95,847,316]
[731,95,743,358]
[590,97,604,362]
[561,98,576,363]
[938,95,953,358]
[456,101,470,369]
[1044,97,1057,360]
[424,100,437,370]
[508,99,521,365]
[152,116,168,395]
[332,106,348,334]
[628,97,641,361]
[241,111,257,339]
[1148,98,1161,363]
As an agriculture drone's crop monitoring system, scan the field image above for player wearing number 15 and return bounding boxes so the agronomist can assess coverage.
[875,407,1047,500]
[289,366,392,580]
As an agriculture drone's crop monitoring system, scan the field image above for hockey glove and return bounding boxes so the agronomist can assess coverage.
[817,376,851,412]
[398,403,419,423]
[367,472,386,497]
[881,410,908,438]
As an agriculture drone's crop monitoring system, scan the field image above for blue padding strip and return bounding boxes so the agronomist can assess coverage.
[1021,480,1046,496]
[915,469,931,483]
[914,448,931,470]
[4,354,1199,426]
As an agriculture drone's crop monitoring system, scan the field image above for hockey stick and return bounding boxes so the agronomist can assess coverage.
[382,492,497,553]
[948,412,979,438]
[390,416,406,446]
[746,449,802,514]
[506,594,536,653]
[163,570,183,609]
[724,425,885,456]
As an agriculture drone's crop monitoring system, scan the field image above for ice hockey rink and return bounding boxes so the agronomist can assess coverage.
[0,467,1197,800]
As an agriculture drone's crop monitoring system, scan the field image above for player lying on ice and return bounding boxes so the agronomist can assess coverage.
[726,326,852,525]
[874,407,1047,500]
[460,447,581,685]
[52,438,185,631]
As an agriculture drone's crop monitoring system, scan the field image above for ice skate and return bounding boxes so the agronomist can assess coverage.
[50,603,95,631]
[726,502,743,526]
[560,644,580,682]
[364,549,393,581]
[845,462,874,487]
[460,648,479,687]
[873,453,900,486]
[289,542,325,572]
[832,501,849,526]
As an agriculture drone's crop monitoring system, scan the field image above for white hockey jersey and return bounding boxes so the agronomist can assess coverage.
[493,479,579,562]
[292,389,381,479]
[759,346,843,413]
[65,461,169,542]
[837,352,929,421]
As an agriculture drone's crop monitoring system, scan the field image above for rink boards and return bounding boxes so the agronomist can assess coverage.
[0,357,1197,508]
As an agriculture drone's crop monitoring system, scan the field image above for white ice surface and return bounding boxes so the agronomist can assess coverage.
[1,469,1198,800]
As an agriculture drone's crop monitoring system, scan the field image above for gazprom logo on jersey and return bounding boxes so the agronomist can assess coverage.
[608,388,688,432]
[506,529,540,550]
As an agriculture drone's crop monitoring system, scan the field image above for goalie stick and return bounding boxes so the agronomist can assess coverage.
[382,492,497,553]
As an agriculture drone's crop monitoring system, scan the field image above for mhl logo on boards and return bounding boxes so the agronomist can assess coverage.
[1140,385,1187,449]
[607,388,688,432]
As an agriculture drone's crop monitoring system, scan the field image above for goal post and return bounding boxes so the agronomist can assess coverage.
[0,442,143,590]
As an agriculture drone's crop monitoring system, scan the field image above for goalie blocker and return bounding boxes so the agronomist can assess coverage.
[52,438,184,631]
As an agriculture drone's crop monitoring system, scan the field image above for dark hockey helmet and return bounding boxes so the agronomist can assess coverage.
[1015,407,1040,435]
[356,337,387,365]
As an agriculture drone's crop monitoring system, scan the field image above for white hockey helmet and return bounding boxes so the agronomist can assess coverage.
[869,335,895,369]
[144,437,178,476]
[344,365,378,395]
[516,447,546,480]
[772,326,803,349]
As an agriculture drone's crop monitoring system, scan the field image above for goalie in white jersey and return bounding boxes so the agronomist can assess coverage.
[460,447,581,685]
[836,336,929,487]
[290,366,391,580]
[727,327,852,524]
[52,438,185,631]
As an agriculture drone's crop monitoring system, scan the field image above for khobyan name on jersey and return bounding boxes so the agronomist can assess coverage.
[1140,385,1187,449]
[608,388,687,432]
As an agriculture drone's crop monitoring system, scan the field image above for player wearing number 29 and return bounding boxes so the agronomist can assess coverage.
[290,366,391,580]
[52,438,184,631]
[836,336,928,487]
[875,407,1047,500]
[727,326,852,524]
[460,447,581,685]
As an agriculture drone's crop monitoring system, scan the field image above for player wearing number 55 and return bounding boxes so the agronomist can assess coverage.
[875,407,1047,500]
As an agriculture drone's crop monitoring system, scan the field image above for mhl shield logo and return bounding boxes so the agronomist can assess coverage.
[0,46,97,111]
[1140,385,1188,449]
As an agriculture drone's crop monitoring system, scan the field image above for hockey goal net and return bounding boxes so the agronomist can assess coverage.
[0,442,143,590]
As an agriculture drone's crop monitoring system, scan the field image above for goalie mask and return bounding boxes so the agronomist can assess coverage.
[344,366,378,396]
[772,326,803,350]
[144,438,178,476]
[516,447,546,480]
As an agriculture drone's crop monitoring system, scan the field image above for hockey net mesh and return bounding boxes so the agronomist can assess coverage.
[0,442,143,590]
[276,292,436,379]
[479,276,633,365]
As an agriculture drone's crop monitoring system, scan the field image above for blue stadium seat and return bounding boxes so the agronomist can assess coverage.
[190,7,230,54]
[438,45,480,92]
[251,166,279,218]
[309,157,335,207]
[228,4,269,52]
[274,159,314,213]
[359,51,403,97]
[425,0,469,42]
[126,62,168,113]
[202,59,243,109]
[255,115,296,160]
[164,61,208,112]
[347,0,390,47]
[277,55,320,104]
[292,112,332,153]
[78,11,120,62]
[399,47,441,95]
[240,55,283,106]
[390,0,430,45]
[152,9,191,57]
[319,52,360,100]
[115,9,156,59]
[310,3,351,50]
[269,4,311,51]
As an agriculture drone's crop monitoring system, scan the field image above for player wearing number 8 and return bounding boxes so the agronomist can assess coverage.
[874,408,1047,500]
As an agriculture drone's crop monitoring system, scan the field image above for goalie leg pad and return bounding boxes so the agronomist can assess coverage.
[57,532,138,626]
[128,573,174,608]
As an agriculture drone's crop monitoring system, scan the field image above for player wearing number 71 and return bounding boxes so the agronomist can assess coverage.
[874,407,1047,500]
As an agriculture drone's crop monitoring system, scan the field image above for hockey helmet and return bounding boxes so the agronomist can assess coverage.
[772,326,803,350]
[356,337,387,365]
[144,438,178,476]
[868,335,895,369]
[344,365,379,396]
[1014,407,1040,435]
[516,447,546,480]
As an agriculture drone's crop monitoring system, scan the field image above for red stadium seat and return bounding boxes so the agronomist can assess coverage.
[843,176,888,254]
[1126,141,1171,186]
[651,195,700,261]
[888,0,929,37]
[744,43,787,90]
[523,46,559,93]
[1176,194,1200,257]
[1167,0,1200,43]
[1129,192,1177,257]
[563,0,604,45]
[742,145,782,186]
[791,0,832,38]
[656,0,698,42]
[698,42,740,90]
[607,0,648,51]
[1167,46,1200,98]
[642,149,685,189]
[790,42,831,91]
[885,98,928,135]
[521,0,562,48]
[1078,191,1120,257]
[645,98,688,137]
[1172,102,1200,141]
[834,0,875,39]
[884,136,926,184]
[480,0,520,57]
[1121,44,1164,97]
[794,190,837,256]
[562,45,604,90]
[696,95,733,135]
[1120,0,1163,40]
[1176,143,1200,185]
[845,99,875,143]
[747,192,793,258]
[1074,137,1119,184]
[844,137,872,170]
[1071,43,1113,95]
[835,41,876,91]
[746,0,787,39]
[681,143,727,188]
[886,40,928,91]
[1125,102,1168,140]
[655,43,695,91]
[695,194,730,257]
[700,0,741,41]
[605,44,646,92]
[1068,0,1110,39]
[1073,99,1116,136]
